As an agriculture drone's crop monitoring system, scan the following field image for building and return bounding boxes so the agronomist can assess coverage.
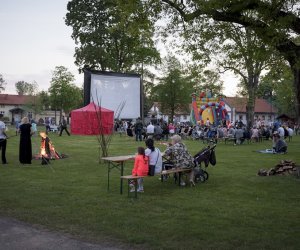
[0,94,64,125]
[224,97,278,126]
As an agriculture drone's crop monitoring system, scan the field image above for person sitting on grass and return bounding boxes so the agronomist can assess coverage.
[164,135,195,186]
[272,132,288,154]
[130,147,149,193]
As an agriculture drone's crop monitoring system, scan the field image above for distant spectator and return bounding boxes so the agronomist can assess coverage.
[272,133,287,153]
[31,120,37,136]
[277,125,285,139]
[134,118,143,142]
[146,123,155,138]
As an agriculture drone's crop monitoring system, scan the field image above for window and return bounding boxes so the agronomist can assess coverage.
[0,111,5,115]
[0,105,4,108]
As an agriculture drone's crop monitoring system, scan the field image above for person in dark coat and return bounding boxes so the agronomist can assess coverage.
[18,117,33,164]
[59,116,70,136]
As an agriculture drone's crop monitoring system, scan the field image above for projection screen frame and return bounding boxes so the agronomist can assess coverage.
[83,69,143,120]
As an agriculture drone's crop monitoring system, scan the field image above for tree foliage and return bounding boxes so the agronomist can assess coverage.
[258,63,296,117]
[159,0,300,122]
[65,0,160,72]
[49,66,83,118]
[0,74,6,93]
[151,56,193,121]
[15,81,37,95]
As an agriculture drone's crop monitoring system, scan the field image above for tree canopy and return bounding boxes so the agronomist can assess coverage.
[151,56,193,121]
[15,81,37,95]
[159,0,300,121]
[65,0,160,72]
[49,66,83,117]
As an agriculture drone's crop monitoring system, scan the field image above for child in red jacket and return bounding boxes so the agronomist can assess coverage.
[131,147,149,192]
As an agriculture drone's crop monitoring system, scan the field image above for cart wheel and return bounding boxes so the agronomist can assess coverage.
[203,171,209,181]
[195,173,206,183]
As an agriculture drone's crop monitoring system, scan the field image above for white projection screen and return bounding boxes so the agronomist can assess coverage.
[84,70,142,119]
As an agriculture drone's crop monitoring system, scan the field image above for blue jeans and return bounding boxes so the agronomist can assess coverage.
[135,129,142,141]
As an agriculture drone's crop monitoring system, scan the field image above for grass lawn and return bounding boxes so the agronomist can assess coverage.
[0,127,299,249]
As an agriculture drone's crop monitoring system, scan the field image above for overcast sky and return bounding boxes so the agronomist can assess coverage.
[0,0,238,96]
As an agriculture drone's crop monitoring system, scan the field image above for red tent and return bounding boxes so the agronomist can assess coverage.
[71,102,114,135]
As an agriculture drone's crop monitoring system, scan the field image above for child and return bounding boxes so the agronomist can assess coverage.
[131,147,149,192]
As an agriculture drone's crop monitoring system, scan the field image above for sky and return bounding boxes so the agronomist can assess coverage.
[0,0,238,96]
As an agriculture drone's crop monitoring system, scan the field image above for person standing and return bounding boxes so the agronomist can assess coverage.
[146,123,155,139]
[131,147,149,192]
[134,118,143,141]
[19,117,33,164]
[0,114,8,164]
[45,117,51,134]
[59,116,70,136]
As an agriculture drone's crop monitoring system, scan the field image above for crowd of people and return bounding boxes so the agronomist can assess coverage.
[115,118,297,146]
[119,118,298,193]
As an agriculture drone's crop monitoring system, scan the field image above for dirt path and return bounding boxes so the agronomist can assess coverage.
[0,216,123,250]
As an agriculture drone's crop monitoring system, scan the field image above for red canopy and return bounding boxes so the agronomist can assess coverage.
[71,102,114,135]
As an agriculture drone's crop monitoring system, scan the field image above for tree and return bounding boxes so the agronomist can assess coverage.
[22,82,42,120]
[65,0,160,72]
[49,66,82,121]
[0,74,6,93]
[151,56,193,121]
[188,68,224,97]
[217,25,279,127]
[15,81,37,95]
[258,63,296,117]
[159,0,300,122]
[39,91,51,110]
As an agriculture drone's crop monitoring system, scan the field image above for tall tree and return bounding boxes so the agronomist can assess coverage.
[15,81,37,95]
[217,25,278,127]
[39,91,51,110]
[159,0,300,122]
[151,56,193,121]
[49,66,82,120]
[65,0,160,72]
[22,82,41,120]
[0,74,6,93]
[258,63,296,117]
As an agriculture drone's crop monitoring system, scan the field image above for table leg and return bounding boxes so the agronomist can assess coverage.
[120,161,124,194]
[107,161,110,191]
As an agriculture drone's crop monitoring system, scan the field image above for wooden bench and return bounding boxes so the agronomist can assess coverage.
[121,168,192,198]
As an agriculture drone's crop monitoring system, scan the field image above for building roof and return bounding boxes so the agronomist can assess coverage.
[0,94,32,105]
[224,97,278,114]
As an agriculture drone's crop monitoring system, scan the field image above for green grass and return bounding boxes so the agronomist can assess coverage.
[0,127,299,249]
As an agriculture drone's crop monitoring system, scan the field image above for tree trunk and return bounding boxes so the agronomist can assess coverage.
[245,74,258,129]
[292,66,300,123]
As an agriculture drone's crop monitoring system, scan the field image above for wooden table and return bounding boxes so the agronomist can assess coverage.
[102,155,135,194]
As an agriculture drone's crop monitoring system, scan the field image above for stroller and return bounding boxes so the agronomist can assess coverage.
[193,143,217,183]
[161,142,217,184]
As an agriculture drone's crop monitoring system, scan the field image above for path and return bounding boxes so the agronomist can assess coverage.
[0,216,123,250]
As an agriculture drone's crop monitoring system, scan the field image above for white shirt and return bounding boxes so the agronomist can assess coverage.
[278,127,285,137]
[145,147,163,174]
[146,124,155,134]
[0,121,6,139]
[288,128,293,136]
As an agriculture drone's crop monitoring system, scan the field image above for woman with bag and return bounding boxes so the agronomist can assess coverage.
[145,138,163,176]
